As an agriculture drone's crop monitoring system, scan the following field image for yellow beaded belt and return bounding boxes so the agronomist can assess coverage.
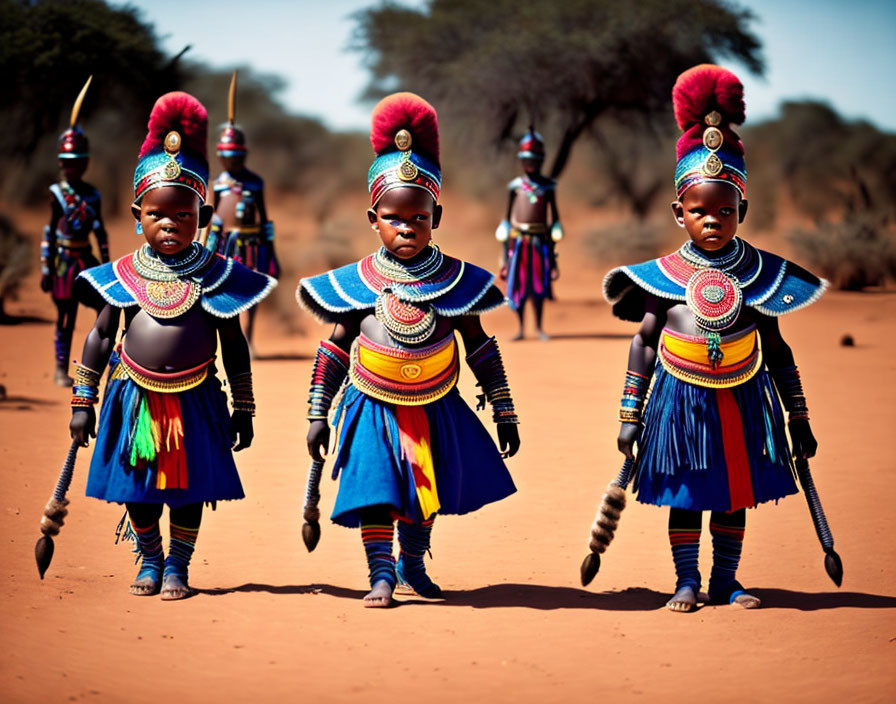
[349,333,459,406]
[112,346,212,393]
[510,222,549,238]
[658,325,762,389]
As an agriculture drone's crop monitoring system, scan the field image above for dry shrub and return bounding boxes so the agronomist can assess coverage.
[789,214,896,290]
[0,215,32,317]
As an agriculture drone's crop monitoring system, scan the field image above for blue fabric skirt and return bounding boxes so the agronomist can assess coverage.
[634,364,798,512]
[85,355,244,508]
[506,235,554,310]
[329,385,517,528]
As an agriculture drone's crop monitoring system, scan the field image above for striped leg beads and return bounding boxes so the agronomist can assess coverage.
[361,523,397,592]
[669,508,702,595]
[162,505,202,600]
[396,517,442,598]
[708,509,749,604]
[131,520,164,596]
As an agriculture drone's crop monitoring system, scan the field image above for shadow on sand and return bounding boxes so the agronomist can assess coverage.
[196,582,896,612]
[0,395,59,411]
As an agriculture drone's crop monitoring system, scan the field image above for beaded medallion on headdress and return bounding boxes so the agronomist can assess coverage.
[367,92,441,207]
[673,65,747,199]
[133,92,209,203]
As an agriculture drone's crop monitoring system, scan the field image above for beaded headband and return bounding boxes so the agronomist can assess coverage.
[673,64,747,199]
[517,128,545,160]
[368,92,441,207]
[134,92,209,203]
[58,76,92,160]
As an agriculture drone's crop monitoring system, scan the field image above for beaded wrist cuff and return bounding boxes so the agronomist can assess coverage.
[71,364,101,408]
[229,371,256,416]
[619,370,649,424]
[466,337,519,425]
[771,365,810,421]
[308,340,350,420]
[263,221,275,241]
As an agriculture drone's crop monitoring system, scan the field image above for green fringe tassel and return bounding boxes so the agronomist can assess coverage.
[129,395,157,466]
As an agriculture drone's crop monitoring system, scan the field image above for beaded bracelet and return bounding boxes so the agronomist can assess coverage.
[263,221,275,242]
[71,364,101,408]
[619,370,649,424]
[229,371,256,416]
[466,337,519,425]
[307,340,350,420]
[40,226,52,276]
[770,365,810,421]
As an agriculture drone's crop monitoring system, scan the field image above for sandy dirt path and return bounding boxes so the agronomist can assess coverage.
[1,207,894,703]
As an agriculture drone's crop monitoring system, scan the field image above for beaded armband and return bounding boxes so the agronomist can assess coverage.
[263,221,275,242]
[307,340,350,420]
[466,337,519,425]
[71,364,101,408]
[205,216,223,253]
[618,370,649,424]
[770,365,810,421]
[40,226,52,276]
[229,372,256,416]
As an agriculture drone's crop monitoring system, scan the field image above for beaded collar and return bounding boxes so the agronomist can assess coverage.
[114,243,214,318]
[359,244,464,303]
[658,237,762,288]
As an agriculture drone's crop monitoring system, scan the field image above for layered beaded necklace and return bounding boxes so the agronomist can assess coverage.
[116,243,213,318]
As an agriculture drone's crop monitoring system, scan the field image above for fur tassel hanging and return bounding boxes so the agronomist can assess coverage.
[581,457,635,586]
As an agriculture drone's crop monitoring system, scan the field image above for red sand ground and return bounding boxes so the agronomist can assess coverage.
[1,198,895,703]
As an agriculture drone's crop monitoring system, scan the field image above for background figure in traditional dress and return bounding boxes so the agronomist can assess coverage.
[497,128,563,341]
[41,77,109,386]
[207,71,280,355]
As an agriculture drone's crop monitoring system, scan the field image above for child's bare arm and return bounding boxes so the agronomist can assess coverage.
[218,316,254,451]
[617,295,666,458]
[306,313,361,461]
[758,315,818,459]
[456,315,520,458]
[70,304,121,445]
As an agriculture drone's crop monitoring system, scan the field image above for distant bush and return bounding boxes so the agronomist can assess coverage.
[584,220,672,267]
[789,214,895,290]
[0,215,33,317]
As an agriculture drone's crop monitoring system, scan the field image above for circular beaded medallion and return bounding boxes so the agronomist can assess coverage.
[685,268,742,331]
[375,291,437,344]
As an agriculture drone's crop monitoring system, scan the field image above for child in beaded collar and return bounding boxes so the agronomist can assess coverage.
[603,65,826,612]
[298,92,520,608]
[70,92,275,600]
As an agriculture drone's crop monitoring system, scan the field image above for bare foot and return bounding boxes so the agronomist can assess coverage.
[666,586,700,612]
[731,591,761,609]
[129,571,161,597]
[363,580,394,608]
[54,367,73,387]
[510,331,525,341]
[537,330,550,342]
[160,572,195,601]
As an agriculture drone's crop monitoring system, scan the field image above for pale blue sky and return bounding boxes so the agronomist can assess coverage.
[126,0,896,132]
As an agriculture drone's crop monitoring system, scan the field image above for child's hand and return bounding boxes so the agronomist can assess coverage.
[499,265,508,281]
[230,410,254,451]
[40,274,52,293]
[551,266,560,281]
[70,408,96,447]
[497,422,520,458]
[617,422,640,458]
[788,418,817,459]
[307,419,330,462]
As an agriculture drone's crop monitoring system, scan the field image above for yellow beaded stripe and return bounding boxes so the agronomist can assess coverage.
[658,327,762,389]
[349,334,459,406]
[112,352,211,393]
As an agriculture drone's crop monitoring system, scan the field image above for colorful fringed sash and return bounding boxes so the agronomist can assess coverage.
[349,333,459,406]
[113,347,214,490]
[658,325,761,389]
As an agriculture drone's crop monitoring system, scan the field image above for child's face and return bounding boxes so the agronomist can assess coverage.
[367,187,442,259]
[59,158,88,182]
[671,181,748,251]
[131,186,213,256]
[520,157,543,175]
[219,154,245,173]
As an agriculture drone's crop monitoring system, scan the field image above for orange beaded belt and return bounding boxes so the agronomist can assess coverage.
[658,325,762,389]
[112,345,213,393]
[349,333,459,406]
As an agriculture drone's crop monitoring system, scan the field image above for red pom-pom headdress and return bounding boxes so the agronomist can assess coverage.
[673,64,747,199]
[367,92,441,207]
[133,92,209,203]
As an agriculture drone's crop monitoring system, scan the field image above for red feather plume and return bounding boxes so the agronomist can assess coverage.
[673,65,745,161]
[370,92,439,164]
[139,92,208,159]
